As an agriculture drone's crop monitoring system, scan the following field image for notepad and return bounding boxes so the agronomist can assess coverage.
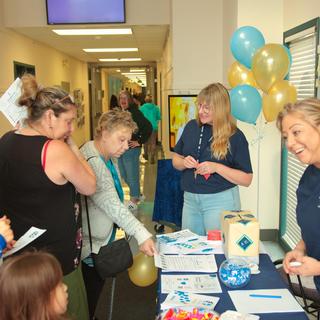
[228,289,304,314]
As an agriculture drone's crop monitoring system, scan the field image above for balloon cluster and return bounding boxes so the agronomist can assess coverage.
[229,26,297,124]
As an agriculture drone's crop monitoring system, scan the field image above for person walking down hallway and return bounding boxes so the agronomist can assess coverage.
[0,74,96,320]
[172,83,253,236]
[118,90,152,211]
[140,94,161,164]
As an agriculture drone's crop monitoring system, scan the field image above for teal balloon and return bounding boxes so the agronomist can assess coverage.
[283,45,292,80]
[230,26,265,69]
[230,85,262,124]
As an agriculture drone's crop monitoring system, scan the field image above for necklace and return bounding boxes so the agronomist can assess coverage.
[28,122,45,136]
[95,140,108,160]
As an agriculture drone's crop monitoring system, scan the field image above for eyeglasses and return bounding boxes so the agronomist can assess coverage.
[197,103,211,114]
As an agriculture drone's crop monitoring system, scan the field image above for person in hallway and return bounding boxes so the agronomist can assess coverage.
[140,94,161,164]
[80,109,157,319]
[0,74,96,320]
[118,90,152,210]
[0,251,69,320]
[172,83,253,236]
[109,94,119,110]
[277,98,320,292]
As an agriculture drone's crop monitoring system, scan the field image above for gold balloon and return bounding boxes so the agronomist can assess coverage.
[128,253,158,287]
[228,61,257,88]
[252,44,290,93]
[262,80,297,122]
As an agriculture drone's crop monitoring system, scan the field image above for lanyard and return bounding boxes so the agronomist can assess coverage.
[100,156,124,203]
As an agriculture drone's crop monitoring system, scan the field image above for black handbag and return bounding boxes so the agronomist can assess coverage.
[85,196,133,279]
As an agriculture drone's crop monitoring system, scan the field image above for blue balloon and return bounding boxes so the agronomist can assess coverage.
[283,45,292,80]
[230,85,262,124]
[230,26,265,69]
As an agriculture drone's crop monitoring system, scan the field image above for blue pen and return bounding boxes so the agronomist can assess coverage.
[201,248,214,252]
[249,294,282,299]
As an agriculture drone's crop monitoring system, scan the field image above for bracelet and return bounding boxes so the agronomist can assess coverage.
[0,234,7,251]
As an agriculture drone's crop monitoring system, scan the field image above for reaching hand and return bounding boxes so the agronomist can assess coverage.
[183,156,198,169]
[0,216,14,245]
[195,161,217,175]
[283,249,305,274]
[139,238,158,256]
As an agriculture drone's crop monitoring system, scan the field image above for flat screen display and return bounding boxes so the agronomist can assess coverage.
[46,0,125,24]
[168,95,198,151]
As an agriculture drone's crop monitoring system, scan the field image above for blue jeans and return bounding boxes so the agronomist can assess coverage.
[182,186,241,236]
[118,147,141,199]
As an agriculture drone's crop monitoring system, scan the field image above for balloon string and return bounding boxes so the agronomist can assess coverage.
[250,119,267,220]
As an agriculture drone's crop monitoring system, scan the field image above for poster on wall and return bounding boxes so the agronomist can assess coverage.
[168,95,197,151]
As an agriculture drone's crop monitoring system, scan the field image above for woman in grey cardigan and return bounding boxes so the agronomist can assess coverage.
[80,109,156,319]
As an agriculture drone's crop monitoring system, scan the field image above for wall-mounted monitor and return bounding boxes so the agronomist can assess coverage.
[46,0,125,25]
[168,94,198,151]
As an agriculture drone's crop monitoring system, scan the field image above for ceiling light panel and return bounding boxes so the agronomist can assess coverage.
[83,48,138,53]
[52,28,132,36]
[99,58,142,62]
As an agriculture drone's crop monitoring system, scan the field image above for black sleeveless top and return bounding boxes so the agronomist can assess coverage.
[0,131,82,275]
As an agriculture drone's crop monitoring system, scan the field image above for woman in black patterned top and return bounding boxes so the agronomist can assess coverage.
[0,74,96,320]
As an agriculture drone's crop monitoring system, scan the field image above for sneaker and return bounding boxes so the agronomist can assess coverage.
[139,194,146,202]
[126,200,138,211]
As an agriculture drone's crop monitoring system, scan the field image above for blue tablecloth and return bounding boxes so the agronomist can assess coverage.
[158,254,308,320]
[152,159,183,228]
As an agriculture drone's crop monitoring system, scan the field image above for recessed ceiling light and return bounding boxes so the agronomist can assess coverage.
[99,58,142,62]
[83,48,138,53]
[130,69,145,72]
[52,28,132,36]
[121,72,146,75]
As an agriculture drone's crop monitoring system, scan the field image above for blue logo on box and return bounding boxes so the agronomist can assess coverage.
[237,235,253,251]
[238,219,251,225]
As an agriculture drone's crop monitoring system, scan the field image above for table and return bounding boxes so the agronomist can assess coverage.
[158,253,309,320]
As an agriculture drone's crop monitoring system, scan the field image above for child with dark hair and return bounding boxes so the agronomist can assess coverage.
[0,251,69,320]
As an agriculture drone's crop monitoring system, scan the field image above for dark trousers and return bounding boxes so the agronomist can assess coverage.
[81,263,105,319]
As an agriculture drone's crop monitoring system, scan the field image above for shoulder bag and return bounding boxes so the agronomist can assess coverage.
[84,196,133,279]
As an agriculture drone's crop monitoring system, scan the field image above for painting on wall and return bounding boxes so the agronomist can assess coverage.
[73,88,85,128]
[168,95,197,150]
[14,61,35,79]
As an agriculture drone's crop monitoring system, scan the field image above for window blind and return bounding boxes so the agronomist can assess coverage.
[281,24,317,249]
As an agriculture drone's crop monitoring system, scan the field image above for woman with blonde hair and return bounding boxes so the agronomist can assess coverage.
[277,98,320,292]
[172,83,253,235]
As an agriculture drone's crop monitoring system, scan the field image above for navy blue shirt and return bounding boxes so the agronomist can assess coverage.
[174,119,252,194]
[296,165,320,292]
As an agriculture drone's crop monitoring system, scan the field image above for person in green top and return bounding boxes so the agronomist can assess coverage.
[140,94,161,164]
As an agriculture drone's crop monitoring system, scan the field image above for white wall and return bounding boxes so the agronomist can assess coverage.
[171,0,224,91]
[237,0,284,230]
[283,0,320,31]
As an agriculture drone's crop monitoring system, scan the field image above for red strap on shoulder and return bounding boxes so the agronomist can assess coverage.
[42,140,52,170]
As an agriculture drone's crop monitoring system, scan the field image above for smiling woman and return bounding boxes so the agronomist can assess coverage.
[277,98,320,294]
[172,83,253,236]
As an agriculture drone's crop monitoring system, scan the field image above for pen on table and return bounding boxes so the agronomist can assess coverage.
[249,294,282,299]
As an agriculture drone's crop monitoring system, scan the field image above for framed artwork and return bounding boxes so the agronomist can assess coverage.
[168,94,197,151]
[13,61,35,79]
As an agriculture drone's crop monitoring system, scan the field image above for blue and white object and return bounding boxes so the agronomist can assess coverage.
[218,258,251,289]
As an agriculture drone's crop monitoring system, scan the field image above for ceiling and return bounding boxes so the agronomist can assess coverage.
[12,25,169,66]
